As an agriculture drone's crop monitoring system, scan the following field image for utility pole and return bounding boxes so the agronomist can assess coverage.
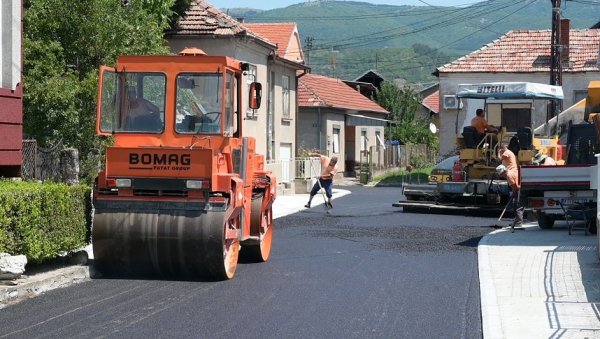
[549,0,563,117]
[304,36,313,67]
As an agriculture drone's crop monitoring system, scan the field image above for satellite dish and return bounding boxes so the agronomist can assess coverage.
[429,122,438,134]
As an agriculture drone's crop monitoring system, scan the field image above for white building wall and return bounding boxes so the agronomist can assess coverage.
[0,0,21,91]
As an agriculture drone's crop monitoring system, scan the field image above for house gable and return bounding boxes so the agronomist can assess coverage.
[244,23,304,64]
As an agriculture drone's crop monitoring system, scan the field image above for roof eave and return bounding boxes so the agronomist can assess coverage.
[271,54,309,70]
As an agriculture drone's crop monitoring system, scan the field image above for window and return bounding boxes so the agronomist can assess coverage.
[376,131,383,150]
[99,70,166,133]
[573,90,587,104]
[501,108,531,133]
[361,130,367,152]
[267,71,275,160]
[332,127,340,154]
[174,73,222,134]
[282,75,290,119]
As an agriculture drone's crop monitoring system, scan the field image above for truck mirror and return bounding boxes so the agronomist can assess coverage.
[249,82,262,109]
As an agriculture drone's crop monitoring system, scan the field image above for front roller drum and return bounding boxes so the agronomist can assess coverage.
[92,207,240,280]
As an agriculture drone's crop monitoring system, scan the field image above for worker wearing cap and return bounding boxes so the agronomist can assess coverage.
[532,152,556,166]
[498,143,523,226]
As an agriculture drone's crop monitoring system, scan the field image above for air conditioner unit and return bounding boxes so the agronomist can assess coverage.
[443,95,462,109]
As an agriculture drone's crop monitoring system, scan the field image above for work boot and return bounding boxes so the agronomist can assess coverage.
[510,207,524,227]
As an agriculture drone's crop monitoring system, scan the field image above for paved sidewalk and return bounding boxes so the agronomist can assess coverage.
[479,223,600,338]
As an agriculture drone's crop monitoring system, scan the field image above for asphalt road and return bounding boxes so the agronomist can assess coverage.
[0,186,495,339]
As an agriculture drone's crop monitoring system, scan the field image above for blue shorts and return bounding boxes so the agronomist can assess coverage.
[310,178,333,198]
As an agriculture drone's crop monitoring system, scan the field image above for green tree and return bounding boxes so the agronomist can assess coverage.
[375,81,402,122]
[23,0,189,182]
[375,81,438,151]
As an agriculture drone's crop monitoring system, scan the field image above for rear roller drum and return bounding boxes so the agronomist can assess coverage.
[203,210,240,280]
[240,194,273,262]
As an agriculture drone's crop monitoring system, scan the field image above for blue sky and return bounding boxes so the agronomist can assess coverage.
[207,0,484,10]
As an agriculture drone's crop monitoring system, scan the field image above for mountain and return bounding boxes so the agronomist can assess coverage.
[230,0,600,83]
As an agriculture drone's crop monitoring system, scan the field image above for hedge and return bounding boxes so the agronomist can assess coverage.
[0,180,91,263]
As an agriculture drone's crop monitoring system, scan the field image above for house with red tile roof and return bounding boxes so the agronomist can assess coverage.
[244,23,304,64]
[435,24,600,155]
[417,85,440,133]
[166,0,307,189]
[298,73,389,176]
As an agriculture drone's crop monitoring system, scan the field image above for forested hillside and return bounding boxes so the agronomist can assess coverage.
[225,0,600,83]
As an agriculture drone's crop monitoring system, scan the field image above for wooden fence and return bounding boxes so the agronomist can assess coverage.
[372,144,437,170]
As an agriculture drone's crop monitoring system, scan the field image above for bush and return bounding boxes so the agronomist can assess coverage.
[0,180,91,263]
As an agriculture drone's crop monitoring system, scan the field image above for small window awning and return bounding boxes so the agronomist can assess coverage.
[346,114,389,127]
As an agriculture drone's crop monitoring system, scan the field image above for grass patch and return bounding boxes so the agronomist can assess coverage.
[374,166,433,185]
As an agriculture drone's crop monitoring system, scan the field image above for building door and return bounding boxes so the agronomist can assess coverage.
[280,143,292,183]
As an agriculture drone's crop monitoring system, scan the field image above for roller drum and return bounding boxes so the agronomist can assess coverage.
[92,202,238,279]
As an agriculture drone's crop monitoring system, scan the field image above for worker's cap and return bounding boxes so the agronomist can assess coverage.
[532,152,547,165]
[495,164,507,175]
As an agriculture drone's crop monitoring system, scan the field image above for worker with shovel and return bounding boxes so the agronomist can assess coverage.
[304,152,338,209]
[497,143,523,227]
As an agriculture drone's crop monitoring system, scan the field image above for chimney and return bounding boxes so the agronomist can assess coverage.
[560,18,570,63]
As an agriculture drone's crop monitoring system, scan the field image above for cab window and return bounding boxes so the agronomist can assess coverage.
[175,73,223,134]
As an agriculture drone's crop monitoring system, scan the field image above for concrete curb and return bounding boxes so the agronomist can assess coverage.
[0,265,90,309]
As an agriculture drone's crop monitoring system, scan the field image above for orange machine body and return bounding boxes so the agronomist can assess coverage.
[92,50,275,280]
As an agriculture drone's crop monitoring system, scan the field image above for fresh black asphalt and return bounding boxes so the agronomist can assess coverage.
[0,186,494,339]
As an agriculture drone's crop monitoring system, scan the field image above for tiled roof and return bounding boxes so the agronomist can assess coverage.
[244,23,297,58]
[299,73,389,114]
[438,29,600,73]
[166,0,269,45]
[422,90,439,113]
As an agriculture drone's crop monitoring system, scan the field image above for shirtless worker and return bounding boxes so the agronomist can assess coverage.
[497,143,523,227]
[471,108,498,136]
[304,152,338,209]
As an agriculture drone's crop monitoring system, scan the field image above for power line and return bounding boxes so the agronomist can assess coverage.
[307,0,540,78]
[308,0,522,51]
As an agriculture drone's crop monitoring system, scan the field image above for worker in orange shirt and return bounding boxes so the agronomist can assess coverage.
[497,143,523,227]
[471,108,498,137]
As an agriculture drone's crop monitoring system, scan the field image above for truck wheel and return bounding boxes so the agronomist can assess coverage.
[588,219,597,235]
[536,211,555,229]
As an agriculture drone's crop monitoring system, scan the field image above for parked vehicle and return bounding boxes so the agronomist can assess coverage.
[92,48,276,280]
[402,155,457,201]
[520,81,600,232]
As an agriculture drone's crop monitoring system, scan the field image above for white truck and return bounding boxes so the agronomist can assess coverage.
[520,163,596,231]
[520,112,598,232]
